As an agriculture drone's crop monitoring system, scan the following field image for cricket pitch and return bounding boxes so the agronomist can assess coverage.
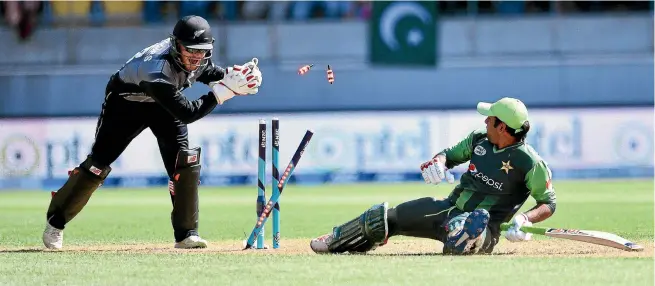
[3,238,652,258]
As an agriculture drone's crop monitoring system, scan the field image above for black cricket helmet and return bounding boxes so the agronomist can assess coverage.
[170,15,214,72]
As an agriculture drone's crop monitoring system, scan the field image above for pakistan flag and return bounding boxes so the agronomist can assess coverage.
[369,1,437,66]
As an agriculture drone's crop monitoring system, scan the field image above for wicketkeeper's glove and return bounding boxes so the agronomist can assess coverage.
[210,58,262,104]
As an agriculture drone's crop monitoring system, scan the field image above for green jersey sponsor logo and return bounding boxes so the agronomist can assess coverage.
[468,163,504,191]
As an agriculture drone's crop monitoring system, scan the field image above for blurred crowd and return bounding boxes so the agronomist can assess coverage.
[1,1,653,41]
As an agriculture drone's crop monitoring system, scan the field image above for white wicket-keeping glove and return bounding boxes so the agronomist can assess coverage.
[420,157,454,185]
[504,213,533,242]
[239,57,263,92]
[209,58,262,104]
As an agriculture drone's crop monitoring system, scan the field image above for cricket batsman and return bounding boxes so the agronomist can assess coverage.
[42,15,263,250]
[310,97,557,255]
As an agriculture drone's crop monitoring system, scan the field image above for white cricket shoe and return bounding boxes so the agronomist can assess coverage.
[174,235,208,249]
[310,233,333,254]
[43,222,63,250]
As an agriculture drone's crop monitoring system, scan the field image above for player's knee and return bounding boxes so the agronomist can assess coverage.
[175,147,201,169]
[78,156,112,179]
[389,197,451,239]
[170,147,202,195]
[362,202,389,243]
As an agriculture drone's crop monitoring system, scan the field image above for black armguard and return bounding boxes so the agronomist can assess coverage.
[546,202,556,214]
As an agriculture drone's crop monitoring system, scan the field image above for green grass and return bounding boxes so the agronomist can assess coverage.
[0,179,653,285]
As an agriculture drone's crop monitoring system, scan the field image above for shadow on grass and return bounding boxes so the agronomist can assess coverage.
[0,248,47,253]
[365,251,518,257]
[0,247,253,254]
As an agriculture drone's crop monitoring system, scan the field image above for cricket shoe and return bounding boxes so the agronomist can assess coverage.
[443,209,490,255]
[310,233,333,254]
[174,235,208,249]
[43,222,63,250]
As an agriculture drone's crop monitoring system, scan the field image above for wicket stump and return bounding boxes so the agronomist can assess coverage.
[245,127,314,250]
[256,120,266,249]
[271,118,281,249]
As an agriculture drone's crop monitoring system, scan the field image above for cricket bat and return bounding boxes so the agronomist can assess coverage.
[500,223,644,252]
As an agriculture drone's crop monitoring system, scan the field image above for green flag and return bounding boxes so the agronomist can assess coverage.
[369,1,437,66]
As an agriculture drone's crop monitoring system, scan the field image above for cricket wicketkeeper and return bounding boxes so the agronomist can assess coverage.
[310,98,557,255]
[43,15,263,249]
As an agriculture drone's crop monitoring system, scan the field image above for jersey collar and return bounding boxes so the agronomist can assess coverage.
[492,141,524,153]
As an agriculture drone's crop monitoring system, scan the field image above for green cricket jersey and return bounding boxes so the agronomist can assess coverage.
[438,129,556,223]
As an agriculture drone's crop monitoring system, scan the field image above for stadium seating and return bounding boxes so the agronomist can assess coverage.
[102,0,142,15]
[51,1,91,18]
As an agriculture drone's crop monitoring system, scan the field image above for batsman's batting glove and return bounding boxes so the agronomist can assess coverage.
[420,157,453,185]
[504,213,533,242]
[209,58,262,104]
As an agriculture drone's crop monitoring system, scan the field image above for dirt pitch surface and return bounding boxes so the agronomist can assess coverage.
[3,239,652,257]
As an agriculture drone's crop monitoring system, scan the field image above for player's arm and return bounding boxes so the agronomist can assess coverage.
[421,129,485,185]
[504,160,557,242]
[523,160,557,223]
[140,79,218,124]
[197,59,226,84]
[435,129,486,169]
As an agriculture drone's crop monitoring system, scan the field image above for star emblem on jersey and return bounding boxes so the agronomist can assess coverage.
[500,161,513,174]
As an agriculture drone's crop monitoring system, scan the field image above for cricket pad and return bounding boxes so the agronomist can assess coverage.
[47,157,111,229]
[170,147,202,242]
[328,202,389,253]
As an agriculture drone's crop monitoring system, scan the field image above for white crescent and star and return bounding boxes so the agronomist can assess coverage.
[379,2,433,51]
